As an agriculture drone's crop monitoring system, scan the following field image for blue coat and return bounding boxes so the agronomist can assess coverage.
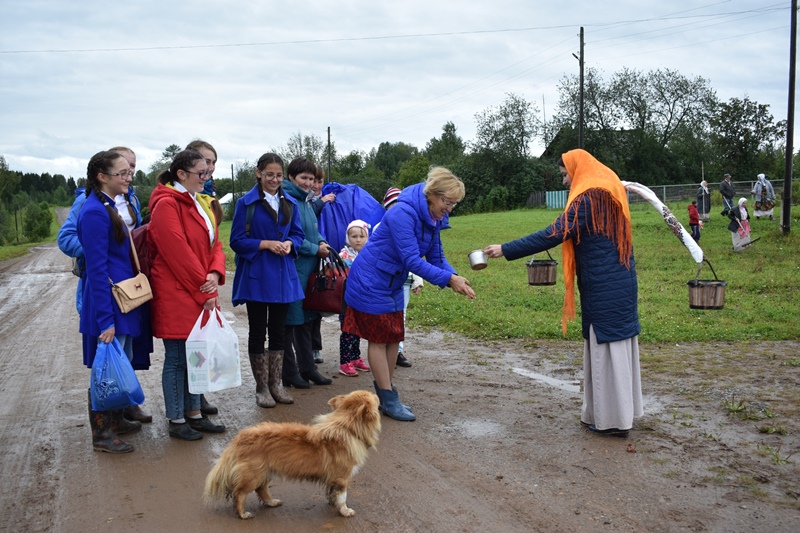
[345,182,456,315]
[77,191,141,338]
[282,179,328,326]
[58,187,142,314]
[230,185,305,306]
[502,193,640,343]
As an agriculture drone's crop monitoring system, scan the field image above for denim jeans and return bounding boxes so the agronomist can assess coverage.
[113,334,133,362]
[162,339,200,420]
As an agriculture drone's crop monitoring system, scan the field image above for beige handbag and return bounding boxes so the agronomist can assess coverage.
[110,225,153,313]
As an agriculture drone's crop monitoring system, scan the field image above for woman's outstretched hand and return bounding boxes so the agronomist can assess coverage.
[449,274,475,299]
[484,245,504,259]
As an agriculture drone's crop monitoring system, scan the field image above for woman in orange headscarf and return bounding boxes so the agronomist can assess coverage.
[484,149,643,438]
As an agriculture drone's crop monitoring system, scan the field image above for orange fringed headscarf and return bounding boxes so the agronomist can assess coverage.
[557,149,633,335]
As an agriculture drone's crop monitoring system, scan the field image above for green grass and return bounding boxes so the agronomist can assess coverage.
[0,207,62,261]
[406,203,800,342]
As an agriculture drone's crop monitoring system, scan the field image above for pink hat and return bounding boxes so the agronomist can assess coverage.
[383,187,401,209]
[345,219,369,245]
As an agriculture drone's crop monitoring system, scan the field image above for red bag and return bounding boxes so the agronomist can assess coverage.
[303,251,349,315]
[130,224,152,277]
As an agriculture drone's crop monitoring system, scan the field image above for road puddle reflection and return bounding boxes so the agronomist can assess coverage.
[512,367,581,393]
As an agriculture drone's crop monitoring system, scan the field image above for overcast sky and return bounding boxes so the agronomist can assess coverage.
[0,0,793,180]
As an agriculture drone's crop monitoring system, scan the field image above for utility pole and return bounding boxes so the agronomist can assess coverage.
[572,27,585,148]
[781,0,797,235]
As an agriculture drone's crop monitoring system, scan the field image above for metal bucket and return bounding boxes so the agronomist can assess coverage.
[525,250,557,286]
[468,250,488,270]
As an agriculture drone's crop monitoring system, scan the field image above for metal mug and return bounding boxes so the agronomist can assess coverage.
[468,249,488,270]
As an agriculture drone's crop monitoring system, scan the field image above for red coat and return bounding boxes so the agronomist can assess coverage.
[687,204,700,225]
[147,184,227,339]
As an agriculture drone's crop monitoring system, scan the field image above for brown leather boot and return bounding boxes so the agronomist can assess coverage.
[87,390,133,454]
[267,350,294,404]
[249,352,276,408]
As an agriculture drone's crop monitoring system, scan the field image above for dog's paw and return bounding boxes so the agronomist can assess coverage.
[337,506,355,517]
[238,511,254,520]
[261,498,282,508]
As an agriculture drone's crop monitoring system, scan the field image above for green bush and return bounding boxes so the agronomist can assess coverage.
[23,201,52,241]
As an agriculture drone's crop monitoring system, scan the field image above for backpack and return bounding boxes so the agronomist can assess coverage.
[131,223,152,277]
[233,203,257,268]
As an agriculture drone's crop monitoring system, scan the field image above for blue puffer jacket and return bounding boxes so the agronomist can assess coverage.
[345,182,455,315]
[282,179,327,326]
[58,187,143,314]
[502,193,640,343]
[230,185,305,306]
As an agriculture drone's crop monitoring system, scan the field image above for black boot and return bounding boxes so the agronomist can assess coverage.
[124,404,153,423]
[283,373,311,389]
[301,367,332,385]
[396,352,412,368]
[88,390,133,454]
[111,409,142,435]
[200,394,218,415]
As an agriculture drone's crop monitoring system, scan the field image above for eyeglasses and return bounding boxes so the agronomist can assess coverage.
[103,170,134,178]
[184,170,210,179]
[440,196,458,209]
[261,172,283,181]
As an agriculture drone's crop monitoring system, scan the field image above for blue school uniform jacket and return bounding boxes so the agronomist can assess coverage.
[230,185,305,306]
[77,191,141,338]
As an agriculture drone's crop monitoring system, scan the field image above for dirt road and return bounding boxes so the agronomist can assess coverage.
[1,238,798,532]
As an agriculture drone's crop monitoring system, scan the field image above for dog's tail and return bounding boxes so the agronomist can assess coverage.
[203,450,236,504]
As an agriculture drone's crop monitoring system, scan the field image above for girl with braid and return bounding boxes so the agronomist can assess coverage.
[78,150,144,453]
[230,153,304,408]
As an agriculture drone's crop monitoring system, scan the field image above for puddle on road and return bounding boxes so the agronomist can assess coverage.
[456,419,505,438]
[512,367,581,393]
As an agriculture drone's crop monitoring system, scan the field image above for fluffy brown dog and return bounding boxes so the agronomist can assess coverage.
[204,389,381,519]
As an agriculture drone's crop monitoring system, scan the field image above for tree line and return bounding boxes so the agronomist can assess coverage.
[0,67,794,244]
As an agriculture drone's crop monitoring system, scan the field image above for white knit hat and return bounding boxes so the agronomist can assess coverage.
[345,219,369,245]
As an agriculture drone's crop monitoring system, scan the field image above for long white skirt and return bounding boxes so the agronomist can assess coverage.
[732,231,751,252]
[581,325,643,431]
[753,207,774,218]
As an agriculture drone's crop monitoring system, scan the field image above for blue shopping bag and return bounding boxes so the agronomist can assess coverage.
[90,338,145,411]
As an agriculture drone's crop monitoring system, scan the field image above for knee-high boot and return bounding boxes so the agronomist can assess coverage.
[248,352,276,408]
[88,389,134,453]
[267,350,294,404]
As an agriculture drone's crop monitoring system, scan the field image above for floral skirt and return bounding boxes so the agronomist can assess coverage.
[342,307,404,344]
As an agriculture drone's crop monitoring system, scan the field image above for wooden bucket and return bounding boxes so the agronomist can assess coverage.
[525,250,558,286]
[687,259,726,309]
[687,280,727,309]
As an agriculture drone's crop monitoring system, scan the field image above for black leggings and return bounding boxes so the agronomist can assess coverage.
[245,301,289,354]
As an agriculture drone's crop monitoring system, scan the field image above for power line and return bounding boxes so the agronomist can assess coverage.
[0,4,786,55]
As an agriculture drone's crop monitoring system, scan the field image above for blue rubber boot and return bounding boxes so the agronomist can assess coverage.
[379,387,416,421]
[373,381,412,412]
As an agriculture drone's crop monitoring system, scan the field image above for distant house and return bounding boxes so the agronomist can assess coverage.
[218,193,234,206]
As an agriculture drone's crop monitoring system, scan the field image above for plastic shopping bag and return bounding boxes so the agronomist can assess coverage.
[90,337,145,411]
[186,309,242,394]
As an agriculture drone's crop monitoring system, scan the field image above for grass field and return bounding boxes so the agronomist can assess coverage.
[408,203,800,343]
